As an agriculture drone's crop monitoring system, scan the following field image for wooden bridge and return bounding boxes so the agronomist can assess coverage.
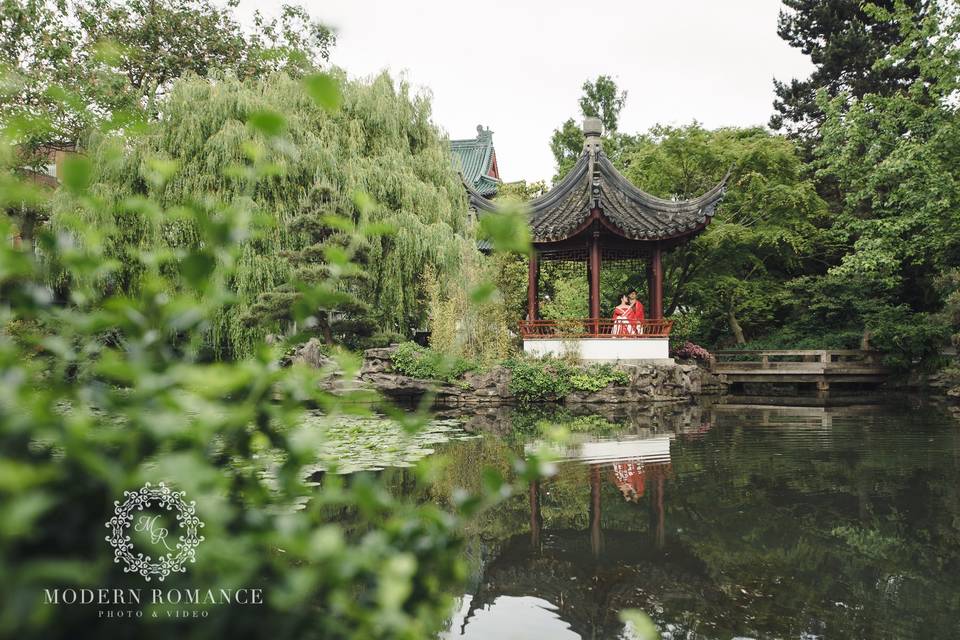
[710,349,889,393]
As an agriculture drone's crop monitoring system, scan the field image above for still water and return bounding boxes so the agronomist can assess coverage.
[375,399,960,640]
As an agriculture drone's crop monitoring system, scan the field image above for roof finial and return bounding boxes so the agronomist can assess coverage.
[582,117,603,154]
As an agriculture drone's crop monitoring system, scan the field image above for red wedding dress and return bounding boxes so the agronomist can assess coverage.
[612,306,632,335]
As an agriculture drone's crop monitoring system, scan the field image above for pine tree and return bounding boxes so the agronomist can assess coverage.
[771,0,928,140]
[549,75,634,182]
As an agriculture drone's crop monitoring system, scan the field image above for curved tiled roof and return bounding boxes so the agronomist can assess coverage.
[451,125,499,197]
[467,148,729,243]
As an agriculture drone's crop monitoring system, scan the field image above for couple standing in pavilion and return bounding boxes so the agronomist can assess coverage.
[611,289,645,335]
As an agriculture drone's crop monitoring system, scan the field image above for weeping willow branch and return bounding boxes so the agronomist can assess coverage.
[50,70,471,358]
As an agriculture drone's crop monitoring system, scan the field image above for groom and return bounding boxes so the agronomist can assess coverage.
[627,289,645,332]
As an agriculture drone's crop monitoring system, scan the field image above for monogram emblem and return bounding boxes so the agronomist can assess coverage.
[105,482,204,581]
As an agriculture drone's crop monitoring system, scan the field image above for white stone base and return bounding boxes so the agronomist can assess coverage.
[523,338,671,363]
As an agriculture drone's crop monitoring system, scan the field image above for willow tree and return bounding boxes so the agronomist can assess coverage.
[51,71,470,358]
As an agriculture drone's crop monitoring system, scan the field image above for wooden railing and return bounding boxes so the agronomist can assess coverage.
[519,318,673,339]
[712,349,885,371]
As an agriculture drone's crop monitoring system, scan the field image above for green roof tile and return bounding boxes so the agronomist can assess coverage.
[451,125,499,197]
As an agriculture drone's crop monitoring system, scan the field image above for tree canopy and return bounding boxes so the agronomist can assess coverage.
[549,75,634,182]
[50,71,472,358]
[624,124,830,345]
[1,0,334,154]
[804,0,960,364]
[537,12,960,365]
[770,0,928,141]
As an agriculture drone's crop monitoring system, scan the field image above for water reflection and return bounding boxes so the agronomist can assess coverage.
[424,399,960,640]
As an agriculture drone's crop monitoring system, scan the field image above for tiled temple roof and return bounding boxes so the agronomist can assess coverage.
[451,125,500,198]
[467,118,729,244]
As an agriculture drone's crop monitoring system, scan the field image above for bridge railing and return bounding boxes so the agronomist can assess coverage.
[711,349,885,371]
[519,318,673,339]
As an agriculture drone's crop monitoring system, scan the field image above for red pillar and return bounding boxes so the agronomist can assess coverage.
[589,229,601,333]
[529,479,542,550]
[590,464,602,557]
[655,474,665,549]
[650,245,663,320]
[646,259,654,317]
[527,250,539,322]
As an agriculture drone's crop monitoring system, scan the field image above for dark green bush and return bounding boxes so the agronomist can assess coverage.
[865,306,952,371]
[390,342,478,382]
[505,358,630,402]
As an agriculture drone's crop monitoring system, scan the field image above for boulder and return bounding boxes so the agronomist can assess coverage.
[288,338,335,370]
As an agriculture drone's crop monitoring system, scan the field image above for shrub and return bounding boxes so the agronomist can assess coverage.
[505,357,573,402]
[424,252,515,368]
[569,363,630,392]
[390,342,478,382]
[505,357,630,402]
[864,306,951,372]
[671,341,713,362]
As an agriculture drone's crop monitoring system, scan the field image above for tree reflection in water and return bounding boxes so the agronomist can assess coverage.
[416,400,960,640]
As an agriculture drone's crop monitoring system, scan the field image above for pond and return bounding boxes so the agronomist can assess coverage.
[368,399,960,640]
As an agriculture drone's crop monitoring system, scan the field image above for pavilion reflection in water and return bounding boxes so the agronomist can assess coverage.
[524,434,673,555]
[451,431,723,639]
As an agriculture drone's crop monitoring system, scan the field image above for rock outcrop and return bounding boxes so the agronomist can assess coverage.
[287,338,336,370]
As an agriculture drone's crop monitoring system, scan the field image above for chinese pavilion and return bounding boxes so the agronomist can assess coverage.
[465,117,728,361]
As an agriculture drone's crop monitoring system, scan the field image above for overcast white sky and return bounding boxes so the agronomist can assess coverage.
[238,1,814,184]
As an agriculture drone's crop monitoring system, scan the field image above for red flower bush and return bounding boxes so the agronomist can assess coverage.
[671,341,713,362]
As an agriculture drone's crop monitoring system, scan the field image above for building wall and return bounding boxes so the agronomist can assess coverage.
[523,338,671,362]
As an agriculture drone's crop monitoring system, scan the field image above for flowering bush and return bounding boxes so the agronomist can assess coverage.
[672,341,713,362]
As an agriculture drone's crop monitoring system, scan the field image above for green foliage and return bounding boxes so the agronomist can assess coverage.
[623,124,830,346]
[807,2,960,364]
[425,250,515,368]
[50,71,471,358]
[549,117,586,182]
[771,0,926,140]
[476,202,531,254]
[863,305,951,371]
[1,0,334,153]
[568,364,629,393]
[0,73,538,639]
[505,357,629,402]
[390,342,477,383]
[940,268,960,352]
[578,75,627,133]
[620,609,660,640]
[549,75,637,181]
[538,269,588,320]
[506,357,572,402]
[496,179,547,201]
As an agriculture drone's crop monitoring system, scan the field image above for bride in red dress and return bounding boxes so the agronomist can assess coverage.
[611,293,633,335]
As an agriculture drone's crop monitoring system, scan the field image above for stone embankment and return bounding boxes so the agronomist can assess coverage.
[358,346,722,407]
